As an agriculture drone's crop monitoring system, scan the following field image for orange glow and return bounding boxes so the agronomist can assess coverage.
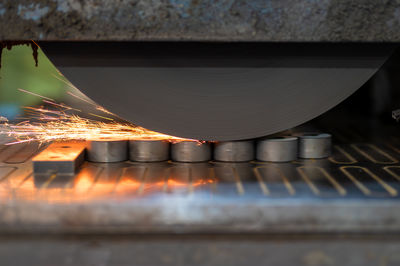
[2,89,196,145]
[167,179,188,187]
[0,170,216,203]
[4,110,191,144]
[74,173,95,193]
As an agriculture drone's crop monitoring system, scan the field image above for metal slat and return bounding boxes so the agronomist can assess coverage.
[297,166,346,197]
[351,144,398,164]
[329,145,357,164]
[340,166,398,197]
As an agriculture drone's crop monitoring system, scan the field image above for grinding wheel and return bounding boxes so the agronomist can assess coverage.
[40,42,394,141]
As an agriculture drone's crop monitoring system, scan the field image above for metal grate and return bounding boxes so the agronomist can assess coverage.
[1,129,400,233]
[1,142,400,199]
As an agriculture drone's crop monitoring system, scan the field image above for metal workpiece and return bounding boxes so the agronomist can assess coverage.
[297,133,332,159]
[32,142,86,175]
[171,141,212,162]
[129,140,170,162]
[256,136,298,162]
[86,139,128,163]
[214,140,255,162]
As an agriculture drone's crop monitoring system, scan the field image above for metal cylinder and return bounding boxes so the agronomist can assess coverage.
[129,140,170,162]
[256,136,298,162]
[297,133,331,159]
[214,140,254,162]
[171,141,211,162]
[86,139,128,162]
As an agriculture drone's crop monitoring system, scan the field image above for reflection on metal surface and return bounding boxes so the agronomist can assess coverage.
[339,166,371,196]
[0,166,17,182]
[296,167,320,196]
[298,166,346,196]
[329,145,357,164]
[385,143,400,155]
[0,138,399,205]
[136,167,149,195]
[383,166,400,181]
[351,144,398,164]
[113,167,142,195]
[256,165,296,196]
[38,173,57,189]
[253,168,270,196]
[319,167,346,196]
[233,167,245,196]
[210,168,218,193]
[340,166,398,197]
[355,166,397,196]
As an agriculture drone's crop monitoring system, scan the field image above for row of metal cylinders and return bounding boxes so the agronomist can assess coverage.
[86,133,331,163]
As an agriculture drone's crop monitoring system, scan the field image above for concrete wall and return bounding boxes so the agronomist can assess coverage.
[1,0,400,41]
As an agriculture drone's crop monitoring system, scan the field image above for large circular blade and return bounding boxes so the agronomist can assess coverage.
[41,42,393,141]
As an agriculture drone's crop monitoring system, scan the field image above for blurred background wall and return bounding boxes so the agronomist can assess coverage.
[0,45,65,119]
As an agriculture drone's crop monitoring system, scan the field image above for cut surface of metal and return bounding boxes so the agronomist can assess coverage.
[297,133,331,159]
[256,136,298,162]
[171,141,211,162]
[87,139,128,163]
[32,142,85,175]
[214,140,254,162]
[129,140,170,162]
[41,42,392,140]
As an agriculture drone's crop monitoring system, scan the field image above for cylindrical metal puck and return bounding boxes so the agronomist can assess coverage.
[297,133,331,159]
[171,141,211,162]
[214,140,254,162]
[129,140,170,162]
[256,136,298,162]
[87,139,128,162]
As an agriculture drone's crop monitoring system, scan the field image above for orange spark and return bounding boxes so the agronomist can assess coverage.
[3,89,196,144]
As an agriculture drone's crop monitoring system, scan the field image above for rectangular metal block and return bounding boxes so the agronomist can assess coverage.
[32,142,86,175]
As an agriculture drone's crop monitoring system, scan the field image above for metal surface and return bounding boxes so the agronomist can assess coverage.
[298,133,332,159]
[87,139,128,163]
[0,121,400,233]
[41,42,392,140]
[214,140,254,162]
[0,235,400,266]
[32,142,85,175]
[171,141,212,162]
[129,140,169,162]
[256,136,298,162]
